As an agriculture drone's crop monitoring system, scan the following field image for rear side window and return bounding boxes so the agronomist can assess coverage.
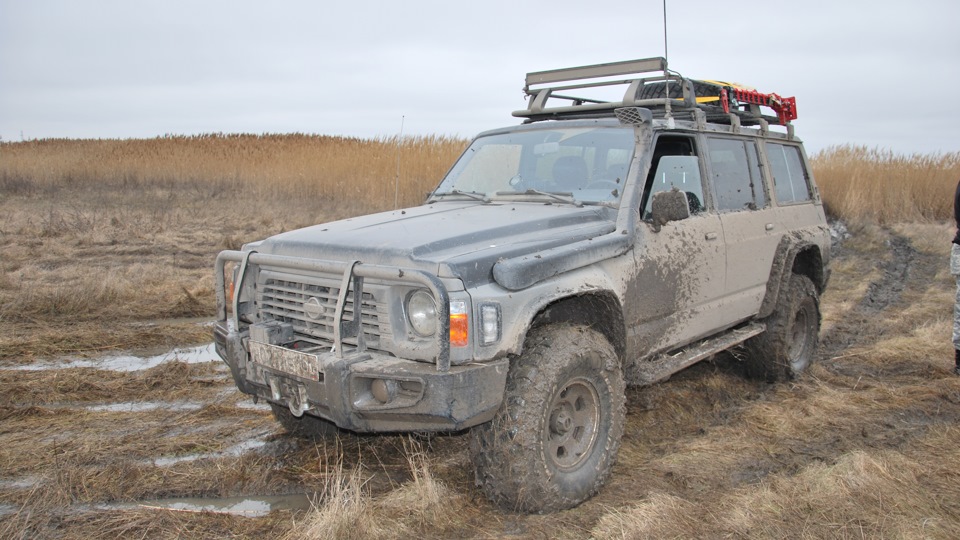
[766,143,812,204]
[706,137,767,212]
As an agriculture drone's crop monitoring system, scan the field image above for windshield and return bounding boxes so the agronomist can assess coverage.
[433,126,634,204]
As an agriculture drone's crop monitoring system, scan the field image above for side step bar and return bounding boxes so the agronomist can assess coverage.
[632,323,766,385]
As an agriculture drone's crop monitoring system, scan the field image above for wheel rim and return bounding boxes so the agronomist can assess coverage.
[545,378,600,472]
[788,303,812,371]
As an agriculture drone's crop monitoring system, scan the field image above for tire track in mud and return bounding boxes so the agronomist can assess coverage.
[819,229,920,359]
[857,233,917,313]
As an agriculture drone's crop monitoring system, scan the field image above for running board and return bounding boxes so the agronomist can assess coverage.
[631,323,766,386]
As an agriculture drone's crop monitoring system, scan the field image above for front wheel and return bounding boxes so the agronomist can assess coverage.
[470,324,625,513]
[745,274,820,381]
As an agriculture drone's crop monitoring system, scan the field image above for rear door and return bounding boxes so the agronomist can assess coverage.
[704,135,781,324]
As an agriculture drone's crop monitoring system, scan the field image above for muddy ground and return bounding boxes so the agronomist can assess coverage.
[1,223,959,539]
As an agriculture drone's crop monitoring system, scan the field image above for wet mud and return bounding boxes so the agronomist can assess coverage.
[819,229,924,358]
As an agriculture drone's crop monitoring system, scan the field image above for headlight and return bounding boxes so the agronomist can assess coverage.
[406,289,438,337]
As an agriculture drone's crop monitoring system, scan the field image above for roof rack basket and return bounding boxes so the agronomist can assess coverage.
[514,57,796,126]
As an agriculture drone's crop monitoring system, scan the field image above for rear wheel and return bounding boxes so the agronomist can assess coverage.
[470,324,625,513]
[746,274,820,381]
[269,403,340,439]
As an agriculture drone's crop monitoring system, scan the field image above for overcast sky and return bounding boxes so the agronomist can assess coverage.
[2,0,958,154]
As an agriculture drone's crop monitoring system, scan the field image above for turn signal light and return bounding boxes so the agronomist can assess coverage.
[224,263,237,314]
[449,301,469,347]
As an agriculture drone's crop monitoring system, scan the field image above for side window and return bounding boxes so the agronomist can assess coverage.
[766,142,812,204]
[641,135,706,220]
[706,137,765,212]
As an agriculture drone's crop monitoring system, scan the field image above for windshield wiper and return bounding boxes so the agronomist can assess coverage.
[495,189,583,207]
[432,189,491,203]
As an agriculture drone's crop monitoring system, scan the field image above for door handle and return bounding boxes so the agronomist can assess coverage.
[705,232,719,240]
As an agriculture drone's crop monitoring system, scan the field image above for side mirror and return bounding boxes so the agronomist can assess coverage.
[650,188,690,232]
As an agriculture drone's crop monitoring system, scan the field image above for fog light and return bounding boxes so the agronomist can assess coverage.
[371,378,398,404]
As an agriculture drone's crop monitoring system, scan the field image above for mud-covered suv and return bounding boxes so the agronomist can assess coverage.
[213,58,830,513]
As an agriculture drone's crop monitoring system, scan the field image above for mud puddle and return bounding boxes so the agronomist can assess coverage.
[150,431,274,467]
[99,493,314,517]
[6,343,221,372]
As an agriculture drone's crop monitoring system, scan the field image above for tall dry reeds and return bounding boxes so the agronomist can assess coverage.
[5,136,956,225]
[810,145,960,225]
[0,134,468,213]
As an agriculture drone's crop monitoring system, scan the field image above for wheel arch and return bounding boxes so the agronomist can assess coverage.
[758,235,827,319]
[526,291,627,363]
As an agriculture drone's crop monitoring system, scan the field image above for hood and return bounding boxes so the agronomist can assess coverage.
[250,201,616,286]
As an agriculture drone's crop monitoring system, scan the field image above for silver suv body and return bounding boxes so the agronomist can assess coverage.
[214,58,829,512]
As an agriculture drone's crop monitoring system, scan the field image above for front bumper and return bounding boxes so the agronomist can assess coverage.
[214,321,508,432]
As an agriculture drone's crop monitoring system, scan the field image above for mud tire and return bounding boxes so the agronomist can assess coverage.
[745,274,820,382]
[269,403,340,439]
[469,324,625,513]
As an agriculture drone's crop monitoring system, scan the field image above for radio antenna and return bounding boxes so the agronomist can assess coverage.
[394,115,405,210]
[662,0,669,65]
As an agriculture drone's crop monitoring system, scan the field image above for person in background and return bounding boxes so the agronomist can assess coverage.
[953,179,960,375]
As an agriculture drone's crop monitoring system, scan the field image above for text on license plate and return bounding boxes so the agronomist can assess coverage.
[249,341,321,381]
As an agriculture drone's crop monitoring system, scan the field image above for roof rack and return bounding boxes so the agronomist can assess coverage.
[514,57,797,126]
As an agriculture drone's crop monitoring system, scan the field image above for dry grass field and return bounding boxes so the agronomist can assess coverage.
[1,136,959,539]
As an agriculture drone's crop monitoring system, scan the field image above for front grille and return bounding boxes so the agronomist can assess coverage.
[258,276,387,350]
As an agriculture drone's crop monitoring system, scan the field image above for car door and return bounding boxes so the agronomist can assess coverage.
[629,134,726,357]
[704,135,782,324]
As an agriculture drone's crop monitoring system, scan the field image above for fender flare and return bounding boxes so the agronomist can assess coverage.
[757,233,825,319]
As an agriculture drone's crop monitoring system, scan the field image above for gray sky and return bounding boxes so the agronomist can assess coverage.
[2,0,958,154]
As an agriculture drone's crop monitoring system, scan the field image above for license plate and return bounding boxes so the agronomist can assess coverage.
[249,341,321,381]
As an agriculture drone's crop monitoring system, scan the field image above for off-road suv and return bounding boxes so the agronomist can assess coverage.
[213,57,830,513]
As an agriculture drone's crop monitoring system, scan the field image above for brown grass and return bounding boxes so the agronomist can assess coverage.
[283,437,467,540]
[0,134,467,211]
[0,134,467,360]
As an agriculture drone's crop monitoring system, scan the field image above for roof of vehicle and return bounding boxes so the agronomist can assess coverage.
[514,57,798,130]
[473,112,801,146]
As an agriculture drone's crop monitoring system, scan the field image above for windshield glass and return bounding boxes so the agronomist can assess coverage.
[434,126,634,204]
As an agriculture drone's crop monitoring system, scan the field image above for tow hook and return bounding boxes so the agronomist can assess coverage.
[287,384,309,417]
[267,376,310,417]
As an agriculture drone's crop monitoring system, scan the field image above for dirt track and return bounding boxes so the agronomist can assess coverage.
[2,224,958,539]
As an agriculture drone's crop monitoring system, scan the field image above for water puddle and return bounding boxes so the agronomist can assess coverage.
[151,432,273,467]
[100,493,314,517]
[234,399,271,411]
[7,343,220,372]
[0,475,42,490]
[85,401,206,413]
